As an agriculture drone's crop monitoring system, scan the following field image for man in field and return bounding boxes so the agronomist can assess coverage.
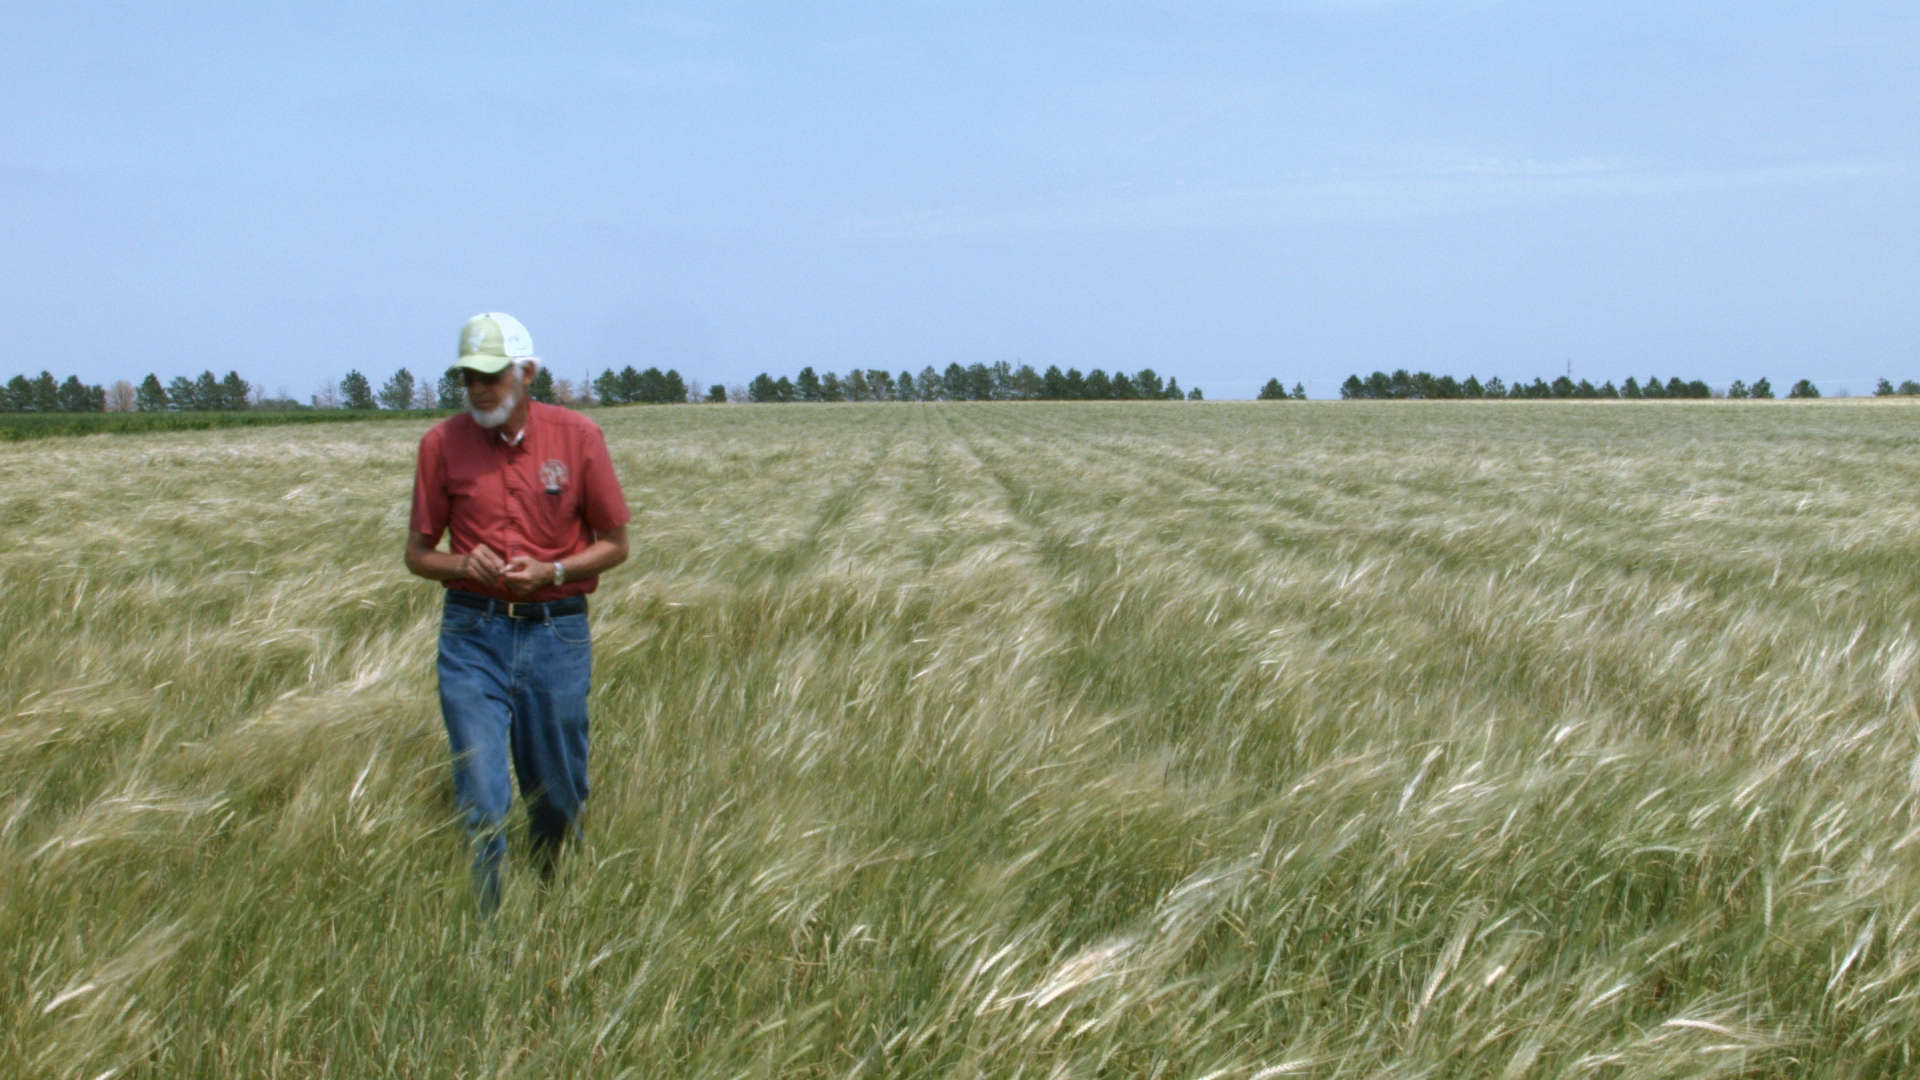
[405,312,630,913]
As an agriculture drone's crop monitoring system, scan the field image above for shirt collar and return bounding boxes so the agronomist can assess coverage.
[497,403,533,447]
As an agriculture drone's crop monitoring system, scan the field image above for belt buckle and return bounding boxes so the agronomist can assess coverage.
[505,600,531,619]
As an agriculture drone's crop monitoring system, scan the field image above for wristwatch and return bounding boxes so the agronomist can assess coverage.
[552,561,566,586]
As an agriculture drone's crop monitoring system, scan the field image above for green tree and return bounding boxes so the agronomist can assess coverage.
[54,375,83,411]
[1164,376,1181,400]
[1899,380,1920,395]
[965,362,992,400]
[1875,378,1895,397]
[820,370,844,402]
[31,371,59,412]
[1751,377,1774,399]
[1787,378,1820,398]
[528,366,556,404]
[1012,363,1041,400]
[1110,371,1138,399]
[1292,383,1307,400]
[661,369,688,404]
[1727,380,1749,399]
[592,369,622,405]
[1187,386,1203,401]
[56,375,98,412]
[611,366,639,403]
[633,367,664,403]
[706,383,728,403]
[190,371,219,411]
[645,369,682,404]
[1041,365,1067,399]
[748,373,778,402]
[1259,378,1287,400]
[379,368,417,410]
[135,373,169,412]
[437,371,465,410]
[219,370,251,409]
[1134,368,1163,398]
[2,374,29,411]
[896,370,916,400]
[1084,368,1112,399]
[796,366,823,402]
[341,370,375,410]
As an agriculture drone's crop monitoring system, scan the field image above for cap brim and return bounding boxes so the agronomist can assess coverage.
[450,354,514,376]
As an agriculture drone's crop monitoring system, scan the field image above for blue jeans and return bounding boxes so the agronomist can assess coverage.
[436,593,592,913]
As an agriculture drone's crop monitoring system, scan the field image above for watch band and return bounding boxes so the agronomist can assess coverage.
[552,560,566,586]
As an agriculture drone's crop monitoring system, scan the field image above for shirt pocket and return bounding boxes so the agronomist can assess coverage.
[527,480,581,537]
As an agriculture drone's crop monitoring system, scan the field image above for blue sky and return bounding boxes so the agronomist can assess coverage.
[6,1,1915,399]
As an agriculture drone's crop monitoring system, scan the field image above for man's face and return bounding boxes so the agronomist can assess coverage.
[465,365,523,428]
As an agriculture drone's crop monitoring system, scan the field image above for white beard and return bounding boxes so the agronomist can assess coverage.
[468,388,518,429]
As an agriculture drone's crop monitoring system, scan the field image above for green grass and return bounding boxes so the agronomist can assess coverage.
[3,400,1918,1077]
[0,408,446,441]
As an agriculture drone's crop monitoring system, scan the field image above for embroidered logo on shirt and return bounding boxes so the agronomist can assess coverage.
[540,459,570,495]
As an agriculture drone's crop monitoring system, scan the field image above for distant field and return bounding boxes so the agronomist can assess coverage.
[3,401,1918,1077]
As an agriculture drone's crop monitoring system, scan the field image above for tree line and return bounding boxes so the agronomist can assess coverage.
[0,370,256,413]
[1328,370,1855,400]
[746,362,1204,402]
[310,365,699,410]
[12,364,1920,413]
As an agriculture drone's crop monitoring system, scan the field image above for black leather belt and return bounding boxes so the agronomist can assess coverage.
[446,590,588,620]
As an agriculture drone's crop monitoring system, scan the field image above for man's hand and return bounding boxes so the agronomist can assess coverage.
[461,544,507,589]
[502,555,556,596]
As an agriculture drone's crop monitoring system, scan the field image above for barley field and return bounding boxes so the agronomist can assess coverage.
[3,401,1918,1078]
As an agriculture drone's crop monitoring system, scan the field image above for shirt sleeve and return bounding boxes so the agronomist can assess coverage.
[410,426,449,539]
[578,422,631,532]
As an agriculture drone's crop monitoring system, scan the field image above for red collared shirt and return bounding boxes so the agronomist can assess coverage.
[411,402,631,602]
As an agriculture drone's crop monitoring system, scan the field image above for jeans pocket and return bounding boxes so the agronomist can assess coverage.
[442,605,486,635]
[548,613,591,646]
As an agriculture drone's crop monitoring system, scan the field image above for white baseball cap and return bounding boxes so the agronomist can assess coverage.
[452,312,536,375]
